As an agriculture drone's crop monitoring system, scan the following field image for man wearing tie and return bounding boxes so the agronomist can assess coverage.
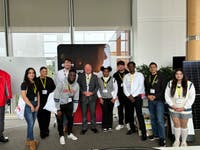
[78,64,99,135]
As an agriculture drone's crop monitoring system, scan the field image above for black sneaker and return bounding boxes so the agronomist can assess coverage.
[126,130,134,135]
[0,136,9,143]
[159,138,166,147]
[149,135,159,141]
[141,135,147,141]
[80,129,87,135]
[91,128,98,133]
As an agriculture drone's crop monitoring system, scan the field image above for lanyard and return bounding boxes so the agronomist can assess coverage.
[86,74,91,85]
[119,73,125,81]
[149,75,157,87]
[40,77,46,89]
[63,69,69,77]
[102,77,110,89]
[176,85,183,98]
[33,83,37,94]
[130,74,134,83]
[67,84,71,91]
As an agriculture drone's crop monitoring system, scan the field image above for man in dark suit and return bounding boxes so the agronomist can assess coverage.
[78,64,99,134]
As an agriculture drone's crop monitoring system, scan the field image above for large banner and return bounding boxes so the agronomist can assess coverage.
[57,44,111,124]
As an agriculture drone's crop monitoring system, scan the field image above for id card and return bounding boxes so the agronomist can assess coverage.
[34,97,38,102]
[42,90,47,95]
[68,97,72,103]
[103,89,108,93]
[150,88,155,94]
[176,98,183,104]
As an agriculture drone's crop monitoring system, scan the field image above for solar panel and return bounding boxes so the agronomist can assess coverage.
[183,61,200,129]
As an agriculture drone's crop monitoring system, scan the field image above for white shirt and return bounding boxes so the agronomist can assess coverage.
[55,68,78,85]
[123,72,145,97]
[165,80,196,112]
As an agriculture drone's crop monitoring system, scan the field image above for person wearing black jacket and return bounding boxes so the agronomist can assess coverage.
[113,61,135,134]
[37,66,56,139]
[145,62,166,146]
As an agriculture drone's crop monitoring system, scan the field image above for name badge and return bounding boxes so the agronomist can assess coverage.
[42,90,48,95]
[121,83,123,87]
[68,97,72,103]
[150,88,155,94]
[176,98,183,104]
[34,97,38,102]
[103,89,108,93]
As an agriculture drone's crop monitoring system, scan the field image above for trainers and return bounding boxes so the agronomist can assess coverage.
[159,139,166,147]
[0,136,9,143]
[180,142,187,147]
[126,130,134,135]
[59,136,65,145]
[149,135,159,141]
[108,128,112,132]
[67,133,78,141]
[126,123,131,130]
[172,140,180,147]
[115,125,124,130]
[103,128,107,132]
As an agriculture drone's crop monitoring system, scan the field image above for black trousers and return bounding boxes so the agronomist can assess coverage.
[129,96,146,136]
[37,108,51,136]
[56,102,73,136]
[117,95,130,125]
[101,98,114,129]
[0,106,5,137]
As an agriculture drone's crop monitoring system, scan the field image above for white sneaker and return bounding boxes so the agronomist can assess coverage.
[115,125,124,130]
[172,140,180,147]
[67,133,78,141]
[181,142,187,147]
[103,128,108,132]
[126,123,131,130]
[108,128,112,132]
[59,136,65,145]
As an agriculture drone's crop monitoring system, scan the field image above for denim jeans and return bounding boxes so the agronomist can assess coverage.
[24,104,37,140]
[148,100,165,139]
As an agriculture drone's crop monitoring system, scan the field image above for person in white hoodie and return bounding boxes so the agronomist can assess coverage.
[165,68,196,147]
[54,68,79,145]
[97,66,118,132]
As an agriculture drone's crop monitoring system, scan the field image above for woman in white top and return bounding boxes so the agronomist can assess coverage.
[165,68,196,147]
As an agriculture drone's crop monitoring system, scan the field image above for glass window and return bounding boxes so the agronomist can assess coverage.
[0,0,6,56]
[74,30,131,68]
[0,32,6,56]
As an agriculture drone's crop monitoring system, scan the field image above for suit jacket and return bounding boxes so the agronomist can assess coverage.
[78,73,99,101]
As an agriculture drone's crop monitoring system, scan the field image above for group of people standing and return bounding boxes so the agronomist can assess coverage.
[17,58,196,150]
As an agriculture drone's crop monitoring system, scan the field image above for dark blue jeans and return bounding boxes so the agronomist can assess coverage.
[24,104,37,140]
[148,100,165,139]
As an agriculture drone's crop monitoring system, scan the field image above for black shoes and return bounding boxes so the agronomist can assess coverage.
[159,138,166,147]
[0,136,9,143]
[141,135,147,141]
[80,129,87,135]
[91,128,98,133]
[149,135,159,141]
[126,130,136,135]
[40,131,49,139]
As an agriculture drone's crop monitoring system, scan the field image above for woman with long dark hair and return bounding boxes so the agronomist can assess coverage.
[165,68,196,147]
[21,68,40,150]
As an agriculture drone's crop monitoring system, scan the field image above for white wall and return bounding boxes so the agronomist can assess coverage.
[132,0,186,67]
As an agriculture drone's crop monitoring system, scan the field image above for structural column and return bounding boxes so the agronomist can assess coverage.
[187,0,200,60]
